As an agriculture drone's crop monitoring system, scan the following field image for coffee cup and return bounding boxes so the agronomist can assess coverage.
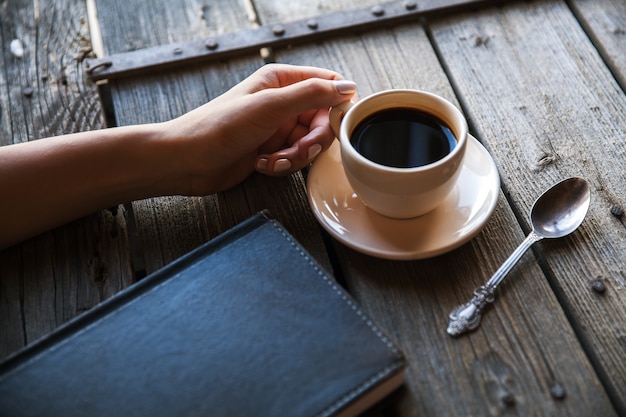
[329,89,468,219]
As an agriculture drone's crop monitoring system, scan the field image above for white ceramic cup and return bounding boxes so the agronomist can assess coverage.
[329,89,468,219]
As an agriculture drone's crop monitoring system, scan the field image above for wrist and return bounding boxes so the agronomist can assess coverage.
[116,122,188,199]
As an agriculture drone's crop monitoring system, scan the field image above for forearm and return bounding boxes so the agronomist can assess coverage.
[0,64,356,249]
[0,123,180,249]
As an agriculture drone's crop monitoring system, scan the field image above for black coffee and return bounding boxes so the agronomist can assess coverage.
[350,108,456,168]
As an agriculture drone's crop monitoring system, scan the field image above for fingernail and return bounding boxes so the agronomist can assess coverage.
[256,158,268,171]
[274,159,292,173]
[308,144,322,160]
[334,80,357,95]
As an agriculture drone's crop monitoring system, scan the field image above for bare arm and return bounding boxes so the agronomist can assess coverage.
[0,124,179,248]
[0,64,356,249]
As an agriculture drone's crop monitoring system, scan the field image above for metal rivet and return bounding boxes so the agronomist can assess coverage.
[273,25,285,36]
[307,19,319,30]
[404,0,418,10]
[173,47,183,55]
[23,86,34,97]
[205,39,219,50]
[610,205,624,218]
[550,383,566,400]
[591,279,606,294]
[371,5,384,16]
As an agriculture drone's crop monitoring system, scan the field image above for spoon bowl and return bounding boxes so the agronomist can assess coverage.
[531,177,591,238]
[447,177,591,336]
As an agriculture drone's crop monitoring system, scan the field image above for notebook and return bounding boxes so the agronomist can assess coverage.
[0,211,405,417]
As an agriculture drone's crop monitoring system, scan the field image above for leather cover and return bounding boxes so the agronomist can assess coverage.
[0,211,405,417]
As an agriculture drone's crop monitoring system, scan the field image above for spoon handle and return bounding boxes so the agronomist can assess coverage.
[447,231,542,336]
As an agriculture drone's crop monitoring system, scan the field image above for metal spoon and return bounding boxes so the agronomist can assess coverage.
[447,177,591,337]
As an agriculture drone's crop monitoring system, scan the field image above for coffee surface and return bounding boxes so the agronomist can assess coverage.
[350,108,456,168]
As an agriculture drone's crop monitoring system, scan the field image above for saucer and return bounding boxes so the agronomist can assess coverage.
[306,135,500,260]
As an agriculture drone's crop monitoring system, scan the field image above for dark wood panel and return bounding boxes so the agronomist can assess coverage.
[95,0,259,55]
[93,0,333,274]
[3,0,622,415]
[570,0,626,91]
[261,2,618,415]
[0,0,132,360]
[429,0,626,413]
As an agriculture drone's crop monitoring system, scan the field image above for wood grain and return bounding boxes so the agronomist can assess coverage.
[570,0,626,91]
[3,0,623,414]
[0,0,132,359]
[429,0,626,413]
[93,0,334,274]
[256,0,621,415]
[252,0,381,24]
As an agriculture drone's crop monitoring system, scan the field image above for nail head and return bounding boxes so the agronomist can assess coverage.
[205,39,219,50]
[501,392,516,407]
[610,205,624,218]
[371,5,385,17]
[173,47,183,55]
[307,19,319,30]
[273,25,285,36]
[23,86,34,97]
[404,1,418,10]
[550,383,566,400]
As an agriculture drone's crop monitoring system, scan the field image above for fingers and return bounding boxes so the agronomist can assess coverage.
[252,64,345,90]
[227,64,343,99]
[234,64,357,176]
[255,123,333,176]
[260,77,357,121]
[251,69,356,176]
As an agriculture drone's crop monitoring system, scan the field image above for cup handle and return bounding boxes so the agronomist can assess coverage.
[329,100,355,139]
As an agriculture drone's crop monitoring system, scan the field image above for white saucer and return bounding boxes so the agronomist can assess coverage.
[307,135,500,260]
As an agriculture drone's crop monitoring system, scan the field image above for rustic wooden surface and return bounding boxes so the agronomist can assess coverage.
[1,0,625,415]
[0,0,133,358]
[569,0,626,90]
[260,0,624,415]
[92,0,333,275]
[430,2,626,413]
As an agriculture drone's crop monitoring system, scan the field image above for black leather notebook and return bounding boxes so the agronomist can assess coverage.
[0,212,405,417]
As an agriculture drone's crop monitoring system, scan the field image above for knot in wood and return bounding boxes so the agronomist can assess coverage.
[501,392,516,407]
[550,383,566,400]
[591,279,606,294]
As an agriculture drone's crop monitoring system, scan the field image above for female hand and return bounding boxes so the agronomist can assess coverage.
[163,63,357,195]
[0,64,356,248]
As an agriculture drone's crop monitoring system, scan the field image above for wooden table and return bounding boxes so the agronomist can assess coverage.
[2,0,625,415]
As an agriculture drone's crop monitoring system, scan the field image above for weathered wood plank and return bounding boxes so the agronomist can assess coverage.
[252,0,381,23]
[569,0,626,91]
[0,0,132,360]
[93,0,333,274]
[94,0,258,54]
[93,0,259,274]
[256,1,619,415]
[429,0,626,413]
[337,208,614,417]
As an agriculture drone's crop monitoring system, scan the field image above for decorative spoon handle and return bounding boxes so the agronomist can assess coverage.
[447,232,542,336]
